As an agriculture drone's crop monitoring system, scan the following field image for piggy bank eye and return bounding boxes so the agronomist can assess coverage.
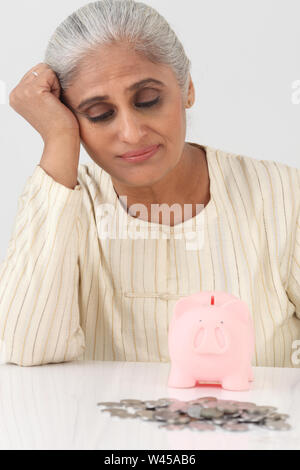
[220,320,224,324]
[199,320,202,322]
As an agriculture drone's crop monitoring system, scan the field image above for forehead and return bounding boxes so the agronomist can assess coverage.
[71,43,173,91]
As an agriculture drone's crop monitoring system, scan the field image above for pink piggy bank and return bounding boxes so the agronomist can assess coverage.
[168,291,255,391]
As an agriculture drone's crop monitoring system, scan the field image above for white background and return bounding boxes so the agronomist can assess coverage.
[0,0,299,261]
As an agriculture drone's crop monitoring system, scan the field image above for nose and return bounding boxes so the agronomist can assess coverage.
[192,323,229,355]
[117,109,148,144]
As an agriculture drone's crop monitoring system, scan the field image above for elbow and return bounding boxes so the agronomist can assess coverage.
[1,332,86,367]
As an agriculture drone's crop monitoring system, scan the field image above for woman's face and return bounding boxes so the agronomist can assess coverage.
[63,43,195,189]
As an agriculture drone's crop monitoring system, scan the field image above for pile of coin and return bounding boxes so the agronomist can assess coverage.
[97,396,291,432]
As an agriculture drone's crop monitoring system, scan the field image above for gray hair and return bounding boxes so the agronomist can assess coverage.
[44,0,192,102]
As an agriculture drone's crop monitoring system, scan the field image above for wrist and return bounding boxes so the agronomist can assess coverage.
[42,129,80,147]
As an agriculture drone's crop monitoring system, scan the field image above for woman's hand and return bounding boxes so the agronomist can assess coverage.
[9,62,80,143]
[9,63,81,189]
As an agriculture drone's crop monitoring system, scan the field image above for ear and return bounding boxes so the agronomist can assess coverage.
[222,299,251,324]
[186,74,195,108]
[169,296,194,333]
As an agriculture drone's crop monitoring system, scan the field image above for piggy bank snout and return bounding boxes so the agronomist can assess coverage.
[192,320,229,355]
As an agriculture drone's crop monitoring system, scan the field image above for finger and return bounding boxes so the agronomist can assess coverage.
[20,63,52,82]
[40,68,61,97]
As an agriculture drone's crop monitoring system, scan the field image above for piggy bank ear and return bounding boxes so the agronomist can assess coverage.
[222,299,251,324]
[169,297,193,332]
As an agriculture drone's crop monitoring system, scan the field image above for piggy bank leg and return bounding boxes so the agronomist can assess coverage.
[248,366,254,382]
[221,372,250,391]
[168,364,196,388]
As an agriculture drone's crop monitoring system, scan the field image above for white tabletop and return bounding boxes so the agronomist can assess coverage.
[0,360,299,450]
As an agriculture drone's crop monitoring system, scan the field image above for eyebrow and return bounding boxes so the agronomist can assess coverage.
[76,78,165,110]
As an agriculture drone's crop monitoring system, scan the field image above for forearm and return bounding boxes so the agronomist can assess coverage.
[39,133,80,190]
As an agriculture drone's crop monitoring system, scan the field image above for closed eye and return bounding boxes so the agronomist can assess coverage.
[87,96,161,123]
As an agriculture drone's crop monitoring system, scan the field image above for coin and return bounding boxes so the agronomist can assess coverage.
[120,399,145,406]
[171,416,191,425]
[235,401,257,408]
[240,411,266,423]
[96,396,291,433]
[212,417,226,425]
[145,401,159,409]
[216,404,239,414]
[159,424,186,430]
[100,407,125,413]
[197,396,218,403]
[263,419,292,431]
[156,399,173,407]
[157,398,177,406]
[153,410,180,421]
[108,409,131,418]
[125,403,146,411]
[167,401,189,413]
[135,410,155,420]
[222,422,249,432]
[267,412,289,421]
[186,399,204,407]
[202,400,222,408]
[97,401,124,407]
[186,405,204,419]
[200,407,224,419]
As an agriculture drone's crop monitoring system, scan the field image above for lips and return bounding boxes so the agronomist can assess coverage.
[119,145,159,158]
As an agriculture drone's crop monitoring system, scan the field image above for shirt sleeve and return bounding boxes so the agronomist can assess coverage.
[286,205,300,320]
[0,164,86,366]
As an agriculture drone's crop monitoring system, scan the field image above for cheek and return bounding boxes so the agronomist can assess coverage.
[157,102,185,136]
[169,98,186,125]
[169,109,185,129]
[79,125,103,160]
[78,121,111,155]
[79,120,99,140]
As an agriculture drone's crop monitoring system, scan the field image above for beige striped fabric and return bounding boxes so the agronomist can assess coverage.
[0,142,299,367]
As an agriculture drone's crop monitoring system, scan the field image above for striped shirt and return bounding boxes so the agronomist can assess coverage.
[0,142,299,367]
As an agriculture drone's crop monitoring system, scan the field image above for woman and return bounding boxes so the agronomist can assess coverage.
[1,0,299,368]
